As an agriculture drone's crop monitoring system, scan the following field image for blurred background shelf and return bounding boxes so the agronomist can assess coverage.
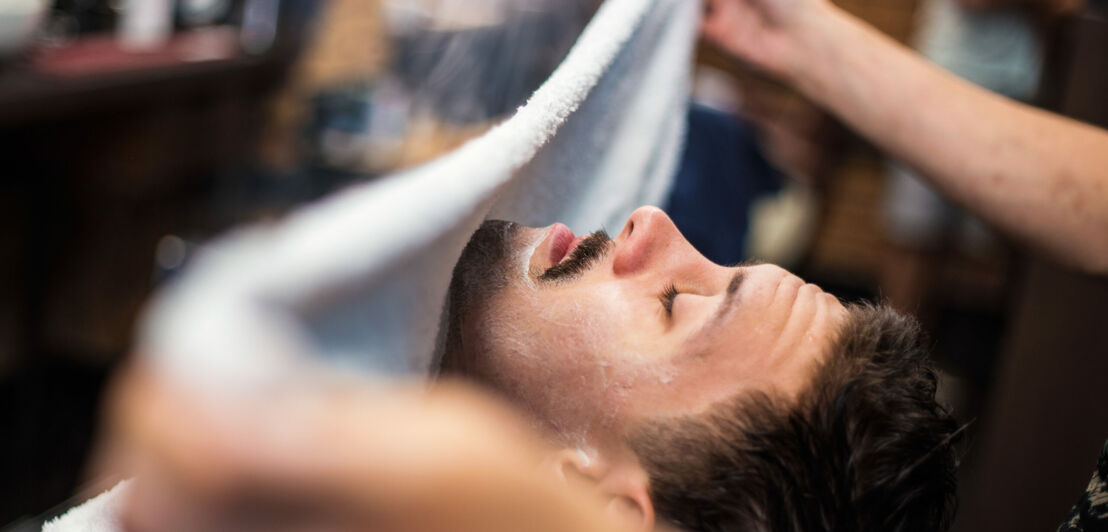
[0,32,292,128]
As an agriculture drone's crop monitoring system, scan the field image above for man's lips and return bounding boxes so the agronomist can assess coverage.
[548,223,576,265]
[548,223,592,266]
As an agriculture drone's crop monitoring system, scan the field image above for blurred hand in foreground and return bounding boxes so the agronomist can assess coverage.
[99,363,625,532]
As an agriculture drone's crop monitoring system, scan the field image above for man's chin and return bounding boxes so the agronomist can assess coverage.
[441,220,522,374]
[454,220,521,292]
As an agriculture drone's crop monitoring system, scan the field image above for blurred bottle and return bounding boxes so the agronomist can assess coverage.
[118,0,174,49]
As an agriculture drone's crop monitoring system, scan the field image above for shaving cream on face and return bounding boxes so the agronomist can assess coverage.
[576,447,594,467]
[519,231,544,290]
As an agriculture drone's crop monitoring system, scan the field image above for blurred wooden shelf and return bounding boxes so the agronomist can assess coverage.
[0,28,296,129]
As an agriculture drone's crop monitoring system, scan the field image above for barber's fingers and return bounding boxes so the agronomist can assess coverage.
[102,365,619,532]
[119,473,375,532]
[105,364,534,494]
[699,0,781,67]
[103,363,367,497]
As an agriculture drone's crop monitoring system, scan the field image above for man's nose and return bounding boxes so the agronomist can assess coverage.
[613,206,704,276]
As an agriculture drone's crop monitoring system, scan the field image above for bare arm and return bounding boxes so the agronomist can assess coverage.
[703,0,1108,273]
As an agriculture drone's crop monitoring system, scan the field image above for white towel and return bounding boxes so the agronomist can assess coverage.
[41,481,130,532]
[44,0,699,528]
[140,0,698,387]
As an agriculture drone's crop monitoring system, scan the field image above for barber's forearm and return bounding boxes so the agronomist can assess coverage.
[784,6,1108,272]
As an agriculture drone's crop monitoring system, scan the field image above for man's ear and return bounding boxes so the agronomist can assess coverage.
[547,449,656,532]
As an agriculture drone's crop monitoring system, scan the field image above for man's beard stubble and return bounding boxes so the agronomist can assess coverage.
[442,220,611,375]
[448,220,521,313]
[441,220,520,375]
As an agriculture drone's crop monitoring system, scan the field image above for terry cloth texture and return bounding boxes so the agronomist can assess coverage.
[43,0,699,529]
[41,481,130,532]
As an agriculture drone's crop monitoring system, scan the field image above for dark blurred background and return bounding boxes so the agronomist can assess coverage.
[1,0,1105,530]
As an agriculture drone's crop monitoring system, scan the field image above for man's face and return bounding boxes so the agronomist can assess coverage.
[449,206,847,449]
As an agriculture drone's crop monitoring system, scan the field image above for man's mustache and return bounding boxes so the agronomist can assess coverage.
[539,230,612,282]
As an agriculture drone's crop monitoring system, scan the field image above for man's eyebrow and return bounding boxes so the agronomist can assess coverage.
[697,270,744,339]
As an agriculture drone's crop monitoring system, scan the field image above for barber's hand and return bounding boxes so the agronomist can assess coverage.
[701,0,833,78]
[99,364,621,532]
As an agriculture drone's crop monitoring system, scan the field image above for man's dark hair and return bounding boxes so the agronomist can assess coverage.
[629,303,961,532]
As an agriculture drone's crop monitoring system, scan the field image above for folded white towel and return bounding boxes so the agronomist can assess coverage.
[139,0,698,388]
